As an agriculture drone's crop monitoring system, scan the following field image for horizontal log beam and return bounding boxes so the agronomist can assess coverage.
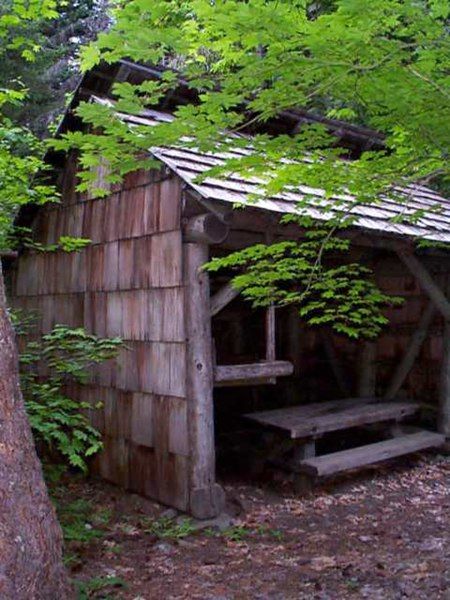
[210,282,240,317]
[396,248,450,321]
[183,213,229,245]
[214,360,293,385]
[214,377,278,388]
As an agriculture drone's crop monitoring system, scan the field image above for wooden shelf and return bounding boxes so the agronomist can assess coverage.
[214,360,293,387]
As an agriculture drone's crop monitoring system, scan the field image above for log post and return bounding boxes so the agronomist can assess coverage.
[264,224,276,376]
[439,279,450,443]
[439,321,450,439]
[292,440,316,462]
[357,341,377,397]
[288,307,302,375]
[265,305,276,361]
[184,242,225,518]
[292,439,316,493]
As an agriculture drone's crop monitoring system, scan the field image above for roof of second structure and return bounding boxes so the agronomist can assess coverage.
[94,97,450,243]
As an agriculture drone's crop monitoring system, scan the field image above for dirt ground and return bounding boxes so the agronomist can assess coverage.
[62,451,450,599]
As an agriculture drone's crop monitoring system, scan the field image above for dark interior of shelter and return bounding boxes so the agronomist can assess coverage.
[209,265,441,484]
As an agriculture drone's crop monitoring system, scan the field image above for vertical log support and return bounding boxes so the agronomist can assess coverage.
[292,440,317,495]
[439,320,450,440]
[439,272,450,442]
[264,305,277,384]
[184,242,225,518]
[395,248,450,441]
[288,307,302,375]
[265,305,276,361]
[265,223,276,368]
[357,341,377,397]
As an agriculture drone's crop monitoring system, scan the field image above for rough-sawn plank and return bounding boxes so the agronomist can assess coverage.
[214,360,293,384]
[245,398,420,438]
[298,430,445,477]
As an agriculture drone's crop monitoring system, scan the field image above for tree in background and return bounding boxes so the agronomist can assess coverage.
[1,0,110,136]
[57,0,449,338]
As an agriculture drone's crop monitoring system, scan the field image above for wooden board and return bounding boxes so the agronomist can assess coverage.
[210,282,240,316]
[128,443,158,498]
[214,360,293,385]
[298,430,445,477]
[104,390,132,439]
[245,398,420,438]
[103,341,185,397]
[96,436,130,488]
[131,393,154,447]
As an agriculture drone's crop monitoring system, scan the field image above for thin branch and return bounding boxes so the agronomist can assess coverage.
[406,66,450,100]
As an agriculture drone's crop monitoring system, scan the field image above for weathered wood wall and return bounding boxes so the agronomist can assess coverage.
[376,256,447,403]
[12,157,190,510]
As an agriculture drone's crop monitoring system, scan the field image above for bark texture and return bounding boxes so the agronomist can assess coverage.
[0,264,71,599]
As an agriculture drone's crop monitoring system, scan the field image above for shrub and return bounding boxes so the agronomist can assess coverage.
[12,312,122,471]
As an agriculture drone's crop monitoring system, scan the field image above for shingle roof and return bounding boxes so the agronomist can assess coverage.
[93,97,450,243]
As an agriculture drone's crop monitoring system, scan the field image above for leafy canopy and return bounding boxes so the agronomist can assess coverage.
[59,0,449,196]
[0,0,60,61]
[0,1,61,249]
[0,1,94,251]
[1,1,110,135]
[53,0,450,337]
[206,230,402,338]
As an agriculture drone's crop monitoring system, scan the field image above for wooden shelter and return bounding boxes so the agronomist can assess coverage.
[7,62,450,517]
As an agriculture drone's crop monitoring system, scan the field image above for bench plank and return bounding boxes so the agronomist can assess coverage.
[246,399,420,438]
[298,431,445,477]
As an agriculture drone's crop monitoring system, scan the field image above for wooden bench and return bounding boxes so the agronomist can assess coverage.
[244,398,445,490]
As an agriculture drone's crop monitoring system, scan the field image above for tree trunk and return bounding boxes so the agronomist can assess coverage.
[0,263,71,599]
